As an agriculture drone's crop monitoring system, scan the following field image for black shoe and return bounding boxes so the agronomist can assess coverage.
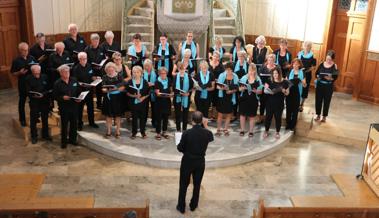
[189,202,197,211]
[78,124,83,131]
[20,120,26,127]
[176,205,185,214]
[61,143,67,149]
[42,136,53,141]
[89,123,99,128]
[31,138,38,144]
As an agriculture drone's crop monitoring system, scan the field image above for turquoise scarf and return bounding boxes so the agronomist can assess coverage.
[175,73,190,108]
[128,44,146,63]
[298,50,313,59]
[158,76,168,89]
[143,70,157,102]
[234,60,247,74]
[132,79,144,104]
[240,75,263,100]
[158,43,170,69]
[213,46,224,59]
[199,70,210,99]
[181,41,196,59]
[276,50,290,65]
[288,69,304,102]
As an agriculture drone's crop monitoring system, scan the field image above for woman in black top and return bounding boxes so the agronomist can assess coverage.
[233,50,249,79]
[209,51,225,119]
[285,58,306,131]
[30,33,53,75]
[274,39,292,78]
[297,41,317,112]
[172,49,195,77]
[263,67,289,139]
[216,62,239,136]
[258,54,277,123]
[238,64,263,137]
[209,36,226,61]
[153,33,176,78]
[154,67,173,140]
[101,62,124,138]
[126,66,150,139]
[128,33,148,68]
[315,50,338,122]
[112,52,131,113]
[252,35,269,72]
[194,61,215,128]
[173,62,194,132]
[229,36,246,64]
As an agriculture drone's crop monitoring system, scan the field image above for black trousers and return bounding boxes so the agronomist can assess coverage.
[265,105,283,132]
[174,102,189,131]
[95,85,103,108]
[18,91,27,123]
[131,106,147,135]
[302,71,312,99]
[259,93,267,116]
[315,83,333,117]
[60,108,78,144]
[156,112,169,134]
[195,96,210,118]
[177,157,205,209]
[286,104,299,130]
[78,93,95,126]
[29,102,49,139]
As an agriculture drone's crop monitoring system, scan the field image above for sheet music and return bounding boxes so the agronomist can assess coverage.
[79,78,103,87]
[70,91,89,100]
[29,91,43,97]
[175,132,182,146]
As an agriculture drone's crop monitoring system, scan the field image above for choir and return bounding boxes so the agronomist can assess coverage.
[13,23,339,148]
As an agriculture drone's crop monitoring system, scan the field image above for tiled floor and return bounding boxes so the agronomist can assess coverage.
[0,89,376,217]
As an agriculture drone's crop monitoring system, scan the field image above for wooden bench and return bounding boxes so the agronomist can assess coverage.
[253,200,379,218]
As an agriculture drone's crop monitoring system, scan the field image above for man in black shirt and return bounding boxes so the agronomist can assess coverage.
[53,64,82,148]
[11,42,37,126]
[48,42,72,86]
[72,52,99,130]
[63,23,87,61]
[29,32,54,75]
[176,111,214,214]
[85,33,105,109]
[25,65,52,144]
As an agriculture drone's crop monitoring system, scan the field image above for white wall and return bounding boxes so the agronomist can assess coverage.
[369,0,379,52]
[31,0,123,34]
[242,0,330,43]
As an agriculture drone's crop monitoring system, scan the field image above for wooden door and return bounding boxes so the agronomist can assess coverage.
[0,0,21,89]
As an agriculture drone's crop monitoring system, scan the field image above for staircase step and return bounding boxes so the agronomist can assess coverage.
[126,24,153,34]
[222,43,233,52]
[215,34,235,43]
[215,26,236,35]
[125,33,153,43]
[213,8,227,18]
[127,15,152,25]
[145,0,154,9]
[134,7,154,17]
[214,17,235,26]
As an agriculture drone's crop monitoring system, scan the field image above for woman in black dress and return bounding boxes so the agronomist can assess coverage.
[126,66,150,139]
[154,67,173,140]
[234,50,249,79]
[239,64,263,137]
[172,49,195,77]
[263,67,289,139]
[297,41,317,112]
[194,61,215,128]
[229,36,246,64]
[143,59,157,127]
[101,62,124,138]
[274,39,292,78]
[173,62,194,132]
[112,52,131,113]
[252,35,269,72]
[127,33,149,68]
[209,51,225,119]
[285,58,306,131]
[315,50,338,122]
[216,62,239,136]
[258,54,277,123]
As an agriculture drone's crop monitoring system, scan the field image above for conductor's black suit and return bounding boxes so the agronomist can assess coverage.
[177,124,214,212]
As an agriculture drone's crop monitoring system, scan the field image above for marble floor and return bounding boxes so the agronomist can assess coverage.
[0,89,376,217]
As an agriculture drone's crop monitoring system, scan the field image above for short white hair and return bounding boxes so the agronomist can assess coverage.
[199,60,209,69]
[255,35,266,45]
[90,33,100,40]
[104,62,116,72]
[78,52,87,59]
[238,50,247,57]
[57,64,70,73]
[31,64,41,72]
[303,41,313,49]
[132,65,143,75]
[143,59,153,68]
[54,42,65,49]
[104,31,114,39]
[184,49,192,57]
[68,23,78,31]
[18,42,29,50]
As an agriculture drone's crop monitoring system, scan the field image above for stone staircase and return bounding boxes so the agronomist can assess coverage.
[123,0,155,52]
[212,2,237,52]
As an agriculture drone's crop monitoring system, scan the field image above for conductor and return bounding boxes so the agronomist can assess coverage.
[176,111,214,214]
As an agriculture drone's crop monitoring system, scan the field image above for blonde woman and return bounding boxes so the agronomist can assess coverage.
[209,36,226,60]
[172,49,195,77]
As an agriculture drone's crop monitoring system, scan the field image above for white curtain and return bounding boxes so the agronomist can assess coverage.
[369,1,379,52]
[243,0,330,43]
